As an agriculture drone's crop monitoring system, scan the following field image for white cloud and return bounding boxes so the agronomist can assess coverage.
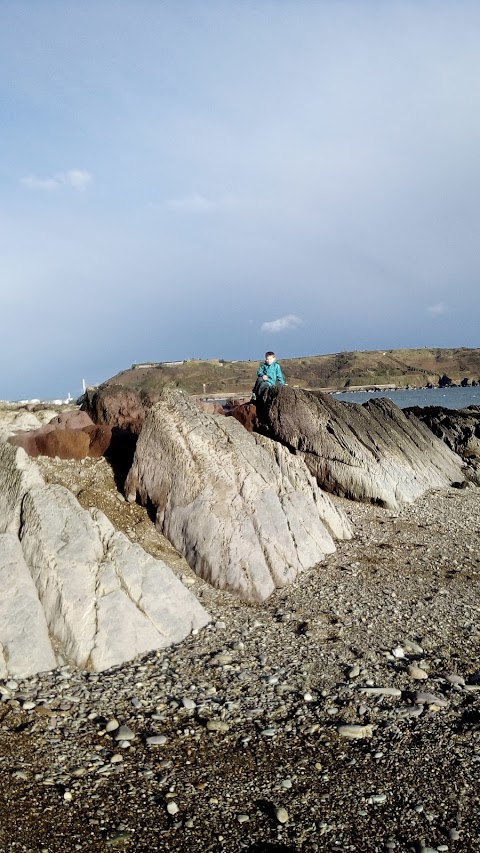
[20,169,93,192]
[20,175,59,191]
[167,193,215,213]
[261,314,303,333]
[426,302,449,316]
[63,169,92,191]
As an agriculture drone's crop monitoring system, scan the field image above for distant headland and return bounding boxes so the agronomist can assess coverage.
[102,347,480,398]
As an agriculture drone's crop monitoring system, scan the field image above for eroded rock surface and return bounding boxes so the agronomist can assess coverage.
[81,385,145,433]
[255,387,465,509]
[125,389,351,602]
[405,405,480,484]
[0,443,210,677]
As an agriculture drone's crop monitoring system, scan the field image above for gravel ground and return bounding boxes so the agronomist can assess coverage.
[0,455,478,853]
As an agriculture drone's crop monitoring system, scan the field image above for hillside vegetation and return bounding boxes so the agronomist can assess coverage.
[103,347,480,397]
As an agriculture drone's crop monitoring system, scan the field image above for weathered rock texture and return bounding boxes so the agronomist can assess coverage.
[227,402,258,433]
[405,405,480,485]
[255,387,465,509]
[81,385,145,433]
[125,390,352,603]
[0,443,210,677]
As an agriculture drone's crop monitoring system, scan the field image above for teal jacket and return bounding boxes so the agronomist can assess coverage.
[257,360,285,387]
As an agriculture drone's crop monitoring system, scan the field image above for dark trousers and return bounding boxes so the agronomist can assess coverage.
[252,377,269,399]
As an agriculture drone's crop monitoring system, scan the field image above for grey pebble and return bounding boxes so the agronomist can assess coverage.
[114,725,135,741]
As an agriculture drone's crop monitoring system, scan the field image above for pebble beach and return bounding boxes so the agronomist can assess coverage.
[0,455,478,852]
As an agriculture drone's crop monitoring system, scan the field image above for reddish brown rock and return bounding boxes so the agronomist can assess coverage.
[35,430,91,460]
[81,386,145,433]
[82,425,113,458]
[49,411,94,431]
[8,432,41,457]
[227,403,258,433]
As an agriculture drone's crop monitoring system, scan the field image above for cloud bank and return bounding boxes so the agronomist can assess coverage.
[20,169,93,192]
[261,315,303,334]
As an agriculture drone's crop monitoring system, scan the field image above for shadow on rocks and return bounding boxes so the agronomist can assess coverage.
[104,427,138,492]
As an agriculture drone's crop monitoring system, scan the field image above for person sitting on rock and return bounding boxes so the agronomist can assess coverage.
[251,351,286,401]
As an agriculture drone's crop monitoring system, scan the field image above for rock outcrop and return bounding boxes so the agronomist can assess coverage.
[255,387,465,509]
[81,385,145,433]
[125,389,352,603]
[227,402,258,433]
[0,443,210,677]
[405,405,480,484]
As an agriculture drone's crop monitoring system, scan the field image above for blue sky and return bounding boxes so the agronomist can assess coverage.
[1,1,479,400]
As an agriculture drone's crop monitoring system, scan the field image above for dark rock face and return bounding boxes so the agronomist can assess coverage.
[81,425,113,458]
[226,403,258,433]
[405,405,480,484]
[255,386,465,509]
[81,385,145,433]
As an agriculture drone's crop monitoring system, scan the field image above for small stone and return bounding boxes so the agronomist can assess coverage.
[360,687,401,697]
[275,806,289,824]
[146,735,167,746]
[447,828,460,841]
[392,646,405,658]
[206,720,229,732]
[348,664,360,679]
[237,814,249,823]
[369,793,387,804]
[114,725,135,741]
[444,673,465,686]
[63,791,73,802]
[110,754,123,764]
[337,724,374,739]
[407,664,428,680]
[402,639,423,654]
[280,778,292,789]
[260,728,277,737]
[22,701,36,711]
[166,801,179,816]
[415,691,448,708]
[182,697,196,710]
[105,720,119,733]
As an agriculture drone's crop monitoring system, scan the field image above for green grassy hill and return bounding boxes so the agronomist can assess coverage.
[103,347,480,397]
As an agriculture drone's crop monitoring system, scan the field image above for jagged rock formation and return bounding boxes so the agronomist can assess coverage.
[125,389,352,603]
[0,443,210,677]
[255,387,465,509]
[405,405,480,484]
[81,385,145,433]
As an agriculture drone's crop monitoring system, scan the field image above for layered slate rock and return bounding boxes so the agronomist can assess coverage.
[255,387,465,510]
[0,443,210,677]
[125,389,352,603]
[405,405,480,485]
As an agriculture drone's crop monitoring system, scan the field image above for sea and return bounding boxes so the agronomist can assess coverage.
[331,385,480,410]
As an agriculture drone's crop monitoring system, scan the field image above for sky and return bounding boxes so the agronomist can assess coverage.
[1,1,479,400]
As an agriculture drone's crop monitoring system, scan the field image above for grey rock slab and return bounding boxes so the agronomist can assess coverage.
[125,389,352,603]
[0,533,56,678]
[255,387,465,509]
[0,444,44,534]
[19,483,210,672]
